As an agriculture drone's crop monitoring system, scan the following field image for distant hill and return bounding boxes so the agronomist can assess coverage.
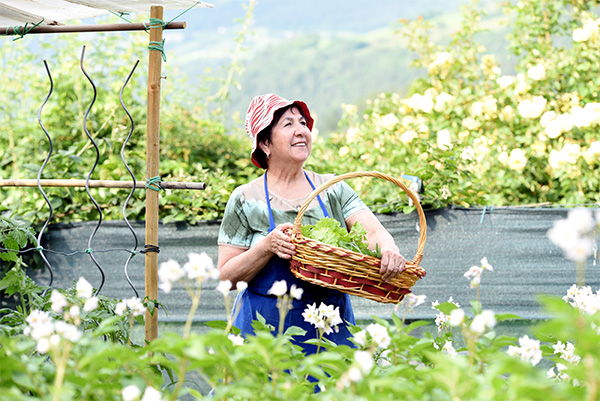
[163,0,512,134]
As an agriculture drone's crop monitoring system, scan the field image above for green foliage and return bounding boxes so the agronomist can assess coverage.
[1,258,599,400]
[302,217,381,258]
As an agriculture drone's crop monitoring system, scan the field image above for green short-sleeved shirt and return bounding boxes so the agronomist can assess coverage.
[218,171,368,249]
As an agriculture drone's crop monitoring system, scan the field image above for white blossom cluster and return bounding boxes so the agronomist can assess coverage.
[122,385,166,401]
[547,208,599,263]
[433,339,457,356]
[115,297,146,317]
[563,284,600,315]
[432,297,461,332]
[336,350,374,389]
[572,17,600,42]
[25,277,100,354]
[158,252,218,293]
[302,302,343,335]
[463,257,494,288]
[267,279,303,300]
[353,323,391,349]
[507,335,543,366]
[397,293,427,314]
[446,308,497,335]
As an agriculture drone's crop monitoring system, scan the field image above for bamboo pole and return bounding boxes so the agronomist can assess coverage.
[0,179,206,190]
[145,5,164,343]
[1,21,185,35]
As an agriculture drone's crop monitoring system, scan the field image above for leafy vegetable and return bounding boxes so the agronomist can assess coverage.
[301,217,381,258]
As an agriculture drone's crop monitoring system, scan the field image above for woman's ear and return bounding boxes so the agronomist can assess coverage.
[259,141,270,157]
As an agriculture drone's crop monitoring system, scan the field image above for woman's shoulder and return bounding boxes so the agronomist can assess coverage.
[305,170,336,187]
[232,175,266,203]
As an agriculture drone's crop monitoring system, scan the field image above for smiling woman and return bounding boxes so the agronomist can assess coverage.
[215,93,409,354]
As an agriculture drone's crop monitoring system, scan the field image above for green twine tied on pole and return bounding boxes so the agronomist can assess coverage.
[85,248,93,254]
[145,176,165,192]
[148,39,167,62]
[8,18,45,41]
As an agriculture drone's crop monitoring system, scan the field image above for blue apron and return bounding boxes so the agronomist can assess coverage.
[233,171,356,355]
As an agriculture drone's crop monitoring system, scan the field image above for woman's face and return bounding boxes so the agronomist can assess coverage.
[263,107,312,167]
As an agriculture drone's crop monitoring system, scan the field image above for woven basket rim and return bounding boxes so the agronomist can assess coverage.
[291,171,427,266]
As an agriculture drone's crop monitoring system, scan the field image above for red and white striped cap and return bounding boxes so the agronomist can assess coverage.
[245,93,314,168]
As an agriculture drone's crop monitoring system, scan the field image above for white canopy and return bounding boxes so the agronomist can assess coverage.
[0,0,212,26]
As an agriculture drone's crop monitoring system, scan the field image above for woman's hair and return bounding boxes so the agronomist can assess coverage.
[254,104,306,168]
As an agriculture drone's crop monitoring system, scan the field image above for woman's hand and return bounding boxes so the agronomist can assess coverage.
[379,246,406,282]
[265,222,296,259]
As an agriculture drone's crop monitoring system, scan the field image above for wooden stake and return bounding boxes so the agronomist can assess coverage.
[0,179,206,190]
[145,5,164,343]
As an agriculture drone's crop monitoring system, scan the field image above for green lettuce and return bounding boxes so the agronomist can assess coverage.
[301,217,381,258]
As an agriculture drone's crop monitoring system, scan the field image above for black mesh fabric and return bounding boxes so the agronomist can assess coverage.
[24,207,600,322]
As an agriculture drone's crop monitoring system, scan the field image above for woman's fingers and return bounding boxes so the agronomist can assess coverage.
[380,250,406,282]
[270,223,296,259]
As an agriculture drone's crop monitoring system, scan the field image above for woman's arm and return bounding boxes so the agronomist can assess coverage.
[346,209,406,282]
[218,222,296,286]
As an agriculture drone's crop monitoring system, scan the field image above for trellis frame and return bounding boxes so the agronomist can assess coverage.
[0,5,204,343]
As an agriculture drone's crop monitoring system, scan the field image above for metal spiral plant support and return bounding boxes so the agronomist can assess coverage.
[36,60,56,296]
[80,45,106,296]
[119,59,141,298]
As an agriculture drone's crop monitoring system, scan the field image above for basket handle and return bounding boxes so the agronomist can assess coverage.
[291,171,426,265]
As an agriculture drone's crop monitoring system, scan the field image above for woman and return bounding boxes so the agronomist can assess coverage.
[217,93,405,354]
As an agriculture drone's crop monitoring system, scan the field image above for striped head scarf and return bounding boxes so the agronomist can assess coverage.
[245,93,314,168]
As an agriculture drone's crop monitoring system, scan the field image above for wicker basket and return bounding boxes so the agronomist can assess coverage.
[290,171,426,304]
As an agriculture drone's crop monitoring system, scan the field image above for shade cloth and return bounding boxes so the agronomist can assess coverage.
[14,207,599,323]
[0,0,212,26]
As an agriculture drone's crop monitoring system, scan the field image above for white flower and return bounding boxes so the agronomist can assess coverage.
[470,310,496,334]
[158,259,185,287]
[365,323,391,348]
[517,335,543,366]
[36,337,51,354]
[353,330,367,347]
[76,277,94,299]
[434,92,455,112]
[159,281,173,294]
[26,310,51,327]
[236,281,248,292]
[442,340,457,356]
[289,284,303,300]
[183,252,216,281]
[216,280,233,296]
[400,130,418,144]
[408,92,434,113]
[518,96,547,119]
[380,113,399,130]
[461,146,475,161]
[507,148,528,171]
[50,290,68,313]
[228,333,244,346]
[83,296,99,312]
[126,297,146,317]
[304,302,343,335]
[115,301,127,316]
[496,75,515,89]
[354,350,374,374]
[122,384,142,401]
[553,341,581,365]
[267,280,287,297]
[302,302,318,326]
[527,63,546,81]
[436,129,452,150]
[403,293,426,310]
[448,309,465,327]
[141,386,164,401]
